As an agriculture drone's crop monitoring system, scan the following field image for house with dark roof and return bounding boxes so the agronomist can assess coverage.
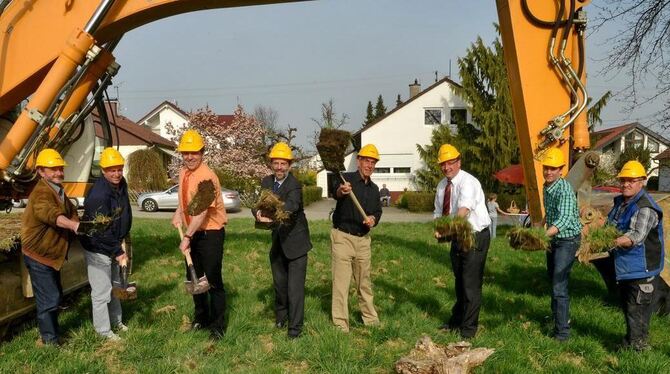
[315,77,472,199]
[591,122,669,177]
[92,101,176,177]
[137,100,190,140]
[137,100,235,140]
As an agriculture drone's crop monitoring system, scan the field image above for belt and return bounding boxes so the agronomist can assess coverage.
[335,227,367,237]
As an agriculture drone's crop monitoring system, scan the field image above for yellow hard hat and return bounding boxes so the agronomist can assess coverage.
[617,160,647,179]
[177,129,205,152]
[35,148,67,168]
[358,144,380,160]
[541,147,566,168]
[437,144,460,164]
[99,147,125,168]
[268,142,293,161]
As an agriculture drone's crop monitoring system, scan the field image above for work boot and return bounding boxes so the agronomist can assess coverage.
[115,322,129,332]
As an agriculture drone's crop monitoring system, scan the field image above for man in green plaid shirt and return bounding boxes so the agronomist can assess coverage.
[542,147,582,342]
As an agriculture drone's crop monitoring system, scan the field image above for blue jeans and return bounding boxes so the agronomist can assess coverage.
[24,255,62,344]
[546,235,580,339]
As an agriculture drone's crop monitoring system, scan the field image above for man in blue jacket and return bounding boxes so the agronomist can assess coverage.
[81,148,132,341]
[608,160,665,351]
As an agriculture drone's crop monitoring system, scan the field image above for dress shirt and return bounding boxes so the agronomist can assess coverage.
[433,170,491,232]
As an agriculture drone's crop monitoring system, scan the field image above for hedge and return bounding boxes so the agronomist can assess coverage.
[303,186,322,207]
[405,191,435,212]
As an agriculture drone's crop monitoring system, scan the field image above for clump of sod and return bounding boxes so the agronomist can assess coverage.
[254,190,290,225]
[0,214,22,254]
[434,216,474,250]
[187,179,216,216]
[316,128,351,172]
[579,225,622,260]
[507,227,550,251]
[79,207,123,236]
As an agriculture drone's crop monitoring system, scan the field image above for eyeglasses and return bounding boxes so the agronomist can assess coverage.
[443,158,460,166]
[619,178,645,185]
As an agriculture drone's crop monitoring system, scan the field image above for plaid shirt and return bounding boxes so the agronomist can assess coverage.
[611,203,659,246]
[543,178,582,238]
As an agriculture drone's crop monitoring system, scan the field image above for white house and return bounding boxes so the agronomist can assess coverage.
[137,100,190,139]
[91,101,176,178]
[655,149,670,192]
[316,77,471,200]
[591,122,670,178]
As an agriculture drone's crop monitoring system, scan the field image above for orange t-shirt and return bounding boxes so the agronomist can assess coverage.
[178,162,227,231]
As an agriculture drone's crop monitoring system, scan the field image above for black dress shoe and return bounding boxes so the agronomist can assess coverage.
[210,329,225,340]
[191,322,205,331]
[288,331,301,339]
[275,320,286,329]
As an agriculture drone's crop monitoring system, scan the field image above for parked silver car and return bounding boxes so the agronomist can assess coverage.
[137,185,242,212]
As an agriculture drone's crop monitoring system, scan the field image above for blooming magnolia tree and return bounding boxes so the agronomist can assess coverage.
[165,105,268,190]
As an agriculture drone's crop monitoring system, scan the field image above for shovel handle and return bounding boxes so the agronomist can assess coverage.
[177,226,195,266]
[338,172,368,222]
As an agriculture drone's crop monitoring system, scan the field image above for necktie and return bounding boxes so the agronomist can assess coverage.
[273,181,280,193]
[442,180,452,216]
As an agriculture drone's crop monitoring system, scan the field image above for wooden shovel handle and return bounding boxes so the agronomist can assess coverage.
[177,226,194,266]
[338,172,368,221]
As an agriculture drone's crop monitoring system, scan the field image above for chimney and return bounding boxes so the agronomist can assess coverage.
[409,79,421,99]
[395,94,402,107]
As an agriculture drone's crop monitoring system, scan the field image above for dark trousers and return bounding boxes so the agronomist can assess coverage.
[546,235,580,339]
[448,227,490,338]
[24,255,62,344]
[270,245,308,336]
[619,277,655,347]
[188,228,226,333]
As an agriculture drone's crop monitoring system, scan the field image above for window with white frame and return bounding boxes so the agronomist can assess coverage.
[424,108,442,125]
[648,138,660,153]
[374,167,391,173]
[394,167,411,173]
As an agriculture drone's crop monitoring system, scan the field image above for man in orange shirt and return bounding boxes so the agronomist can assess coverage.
[172,129,228,339]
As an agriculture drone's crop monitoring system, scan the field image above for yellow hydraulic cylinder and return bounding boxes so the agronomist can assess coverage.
[0,29,95,170]
[48,50,115,140]
[572,36,590,151]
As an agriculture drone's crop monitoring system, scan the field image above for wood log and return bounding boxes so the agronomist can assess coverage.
[395,335,494,374]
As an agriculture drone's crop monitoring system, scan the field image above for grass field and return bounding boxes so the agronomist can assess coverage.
[1,217,670,373]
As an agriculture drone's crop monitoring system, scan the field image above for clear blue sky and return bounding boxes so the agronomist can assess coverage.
[113,0,664,149]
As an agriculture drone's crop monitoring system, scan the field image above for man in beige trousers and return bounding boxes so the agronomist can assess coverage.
[329,144,383,332]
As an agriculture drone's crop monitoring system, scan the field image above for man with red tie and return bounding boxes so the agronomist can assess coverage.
[433,144,491,339]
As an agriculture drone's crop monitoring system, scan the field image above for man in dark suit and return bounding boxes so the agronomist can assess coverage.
[254,142,312,339]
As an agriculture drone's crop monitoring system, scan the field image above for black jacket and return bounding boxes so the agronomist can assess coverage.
[80,176,132,257]
[254,172,312,259]
[330,171,382,236]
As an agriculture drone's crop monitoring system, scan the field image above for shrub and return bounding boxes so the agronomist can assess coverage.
[405,191,435,212]
[293,168,317,186]
[126,149,169,191]
[214,168,259,194]
[303,186,322,206]
[396,193,408,209]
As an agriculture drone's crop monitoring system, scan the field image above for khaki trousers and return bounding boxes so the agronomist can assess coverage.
[331,228,379,331]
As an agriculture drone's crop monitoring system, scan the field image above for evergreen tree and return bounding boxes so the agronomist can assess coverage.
[615,145,652,173]
[364,100,374,127]
[374,95,386,120]
[453,28,518,190]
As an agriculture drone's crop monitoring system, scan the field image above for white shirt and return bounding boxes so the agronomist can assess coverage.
[433,170,491,232]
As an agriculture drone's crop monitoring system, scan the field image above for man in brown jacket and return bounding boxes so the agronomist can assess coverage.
[21,149,80,346]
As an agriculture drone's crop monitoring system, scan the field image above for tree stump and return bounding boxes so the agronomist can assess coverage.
[395,336,494,374]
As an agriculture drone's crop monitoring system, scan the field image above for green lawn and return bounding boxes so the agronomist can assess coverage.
[2,218,670,373]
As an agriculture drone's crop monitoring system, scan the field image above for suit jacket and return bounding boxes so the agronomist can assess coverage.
[254,172,312,259]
